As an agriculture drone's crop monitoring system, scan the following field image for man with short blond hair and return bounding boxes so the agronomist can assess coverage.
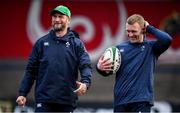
[97,14,172,112]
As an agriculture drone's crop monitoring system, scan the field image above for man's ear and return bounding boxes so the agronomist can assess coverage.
[141,21,146,34]
[68,17,71,24]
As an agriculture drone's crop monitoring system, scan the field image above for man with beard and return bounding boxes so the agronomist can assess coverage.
[16,5,92,112]
[96,14,172,112]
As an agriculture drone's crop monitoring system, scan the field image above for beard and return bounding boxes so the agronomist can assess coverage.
[53,23,66,32]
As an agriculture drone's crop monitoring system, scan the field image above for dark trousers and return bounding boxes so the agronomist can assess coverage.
[35,102,75,112]
[114,101,152,113]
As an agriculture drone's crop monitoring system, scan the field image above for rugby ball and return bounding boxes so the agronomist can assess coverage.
[103,46,121,74]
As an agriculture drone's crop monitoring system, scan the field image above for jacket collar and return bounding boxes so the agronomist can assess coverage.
[49,28,75,42]
[128,35,148,45]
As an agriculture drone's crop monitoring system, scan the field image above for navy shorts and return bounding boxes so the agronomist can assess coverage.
[35,102,76,112]
[114,101,152,112]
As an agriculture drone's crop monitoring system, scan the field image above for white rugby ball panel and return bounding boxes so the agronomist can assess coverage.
[103,46,121,74]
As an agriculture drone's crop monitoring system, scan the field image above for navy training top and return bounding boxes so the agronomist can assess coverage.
[18,28,92,107]
[114,25,172,106]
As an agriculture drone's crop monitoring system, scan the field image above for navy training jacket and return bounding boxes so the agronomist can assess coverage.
[18,29,92,107]
[96,25,172,107]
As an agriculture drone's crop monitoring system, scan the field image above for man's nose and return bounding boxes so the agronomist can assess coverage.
[54,17,60,21]
[128,32,133,37]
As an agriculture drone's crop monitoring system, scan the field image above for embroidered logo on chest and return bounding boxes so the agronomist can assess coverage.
[120,49,124,52]
[141,45,145,51]
[44,42,49,46]
[66,42,70,47]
